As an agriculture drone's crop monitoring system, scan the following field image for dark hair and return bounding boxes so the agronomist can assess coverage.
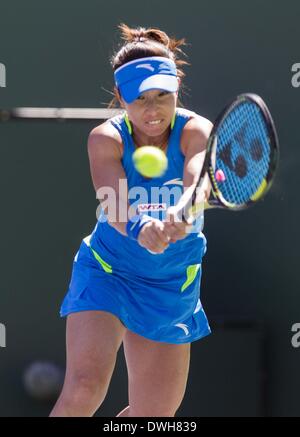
[108,23,189,107]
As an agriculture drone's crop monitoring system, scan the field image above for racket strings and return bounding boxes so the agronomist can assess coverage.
[215,102,271,205]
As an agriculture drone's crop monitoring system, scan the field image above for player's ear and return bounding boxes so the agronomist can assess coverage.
[175,77,181,97]
[114,86,125,108]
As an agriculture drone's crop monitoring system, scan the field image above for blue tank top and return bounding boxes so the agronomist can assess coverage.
[90,108,207,280]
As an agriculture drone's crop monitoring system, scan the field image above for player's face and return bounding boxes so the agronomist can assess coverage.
[120,89,177,137]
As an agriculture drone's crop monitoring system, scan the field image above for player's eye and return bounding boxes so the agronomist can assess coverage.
[159,91,170,97]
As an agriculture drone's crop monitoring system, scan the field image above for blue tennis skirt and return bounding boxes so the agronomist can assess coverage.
[60,236,211,344]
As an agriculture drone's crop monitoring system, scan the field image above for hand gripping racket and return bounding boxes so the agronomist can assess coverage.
[182,93,280,224]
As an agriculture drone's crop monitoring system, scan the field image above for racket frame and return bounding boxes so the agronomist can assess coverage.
[184,93,280,222]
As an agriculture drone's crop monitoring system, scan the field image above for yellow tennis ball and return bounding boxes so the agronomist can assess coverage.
[133,146,168,178]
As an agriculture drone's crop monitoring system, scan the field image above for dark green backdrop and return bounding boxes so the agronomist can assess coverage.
[0,0,299,417]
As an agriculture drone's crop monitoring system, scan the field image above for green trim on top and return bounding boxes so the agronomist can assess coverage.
[171,112,176,130]
[124,113,133,135]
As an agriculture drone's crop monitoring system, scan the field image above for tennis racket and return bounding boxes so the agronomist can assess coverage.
[182,93,279,224]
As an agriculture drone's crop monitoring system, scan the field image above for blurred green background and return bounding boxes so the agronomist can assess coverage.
[0,0,299,417]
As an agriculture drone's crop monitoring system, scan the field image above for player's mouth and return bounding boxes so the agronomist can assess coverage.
[146,119,163,126]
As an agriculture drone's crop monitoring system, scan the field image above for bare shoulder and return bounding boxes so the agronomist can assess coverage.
[184,113,213,136]
[87,119,123,159]
[181,113,213,155]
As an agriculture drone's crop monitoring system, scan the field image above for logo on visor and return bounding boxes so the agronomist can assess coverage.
[136,64,155,72]
[159,63,171,73]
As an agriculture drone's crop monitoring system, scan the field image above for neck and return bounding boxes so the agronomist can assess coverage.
[132,127,170,149]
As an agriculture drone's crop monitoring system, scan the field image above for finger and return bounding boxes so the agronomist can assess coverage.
[162,221,174,238]
[147,238,168,253]
[153,226,170,244]
[165,206,177,224]
[142,232,168,253]
[166,224,191,242]
[172,221,193,235]
[167,222,184,236]
[148,220,171,244]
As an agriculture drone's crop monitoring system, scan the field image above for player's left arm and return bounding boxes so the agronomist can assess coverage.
[165,116,213,242]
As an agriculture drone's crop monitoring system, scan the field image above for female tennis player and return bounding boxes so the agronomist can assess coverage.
[50,23,213,417]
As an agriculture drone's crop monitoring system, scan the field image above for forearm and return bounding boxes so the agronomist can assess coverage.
[177,183,197,208]
[177,176,210,212]
[99,194,129,237]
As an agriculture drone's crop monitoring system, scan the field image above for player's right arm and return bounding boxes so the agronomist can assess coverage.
[87,123,169,253]
[87,122,129,236]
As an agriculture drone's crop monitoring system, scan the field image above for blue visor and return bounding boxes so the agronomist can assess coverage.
[114,56,178,104]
